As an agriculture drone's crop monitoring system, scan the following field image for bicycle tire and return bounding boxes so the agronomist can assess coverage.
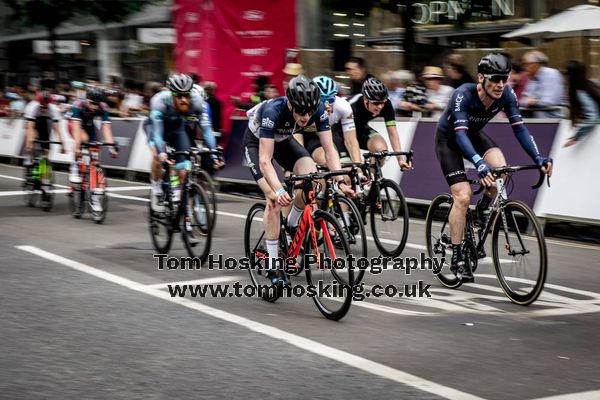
[90,166,108,224]
[425,193,462,289]
[182,182,212,264]
[148,191,173,254]
[196,169,218,232]
[332,194,367,284]
[369,179,410,257]
[492,199,547,305]
[304,210,353,321]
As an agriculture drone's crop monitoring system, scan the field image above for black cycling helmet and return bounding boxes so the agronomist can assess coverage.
[477,53,512,75]
[286,75,320,114]
[166,73,194,93]
[87,87,104,103]
[362,77,388,102]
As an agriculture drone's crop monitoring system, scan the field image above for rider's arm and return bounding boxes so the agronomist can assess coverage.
[258,137,282,192]
[504,88,544,163]
[337,99,361,163]
[49,104,65,148]
[23,102,37,150]
[198,99,217,150]
[343,129,362,163]
[315,105,343,181]
[70,106,85,151]
[450,89,483,165]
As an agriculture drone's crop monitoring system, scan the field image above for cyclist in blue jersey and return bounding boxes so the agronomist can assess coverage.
[146,74,213,238]
[243,75,354,284]
[435,53,553,282]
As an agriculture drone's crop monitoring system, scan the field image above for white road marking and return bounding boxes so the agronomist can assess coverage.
[16,245,484,400]
[531,390,600,400]
[146,275,245,289]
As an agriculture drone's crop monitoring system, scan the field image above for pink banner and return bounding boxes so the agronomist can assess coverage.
[174,0,297,146]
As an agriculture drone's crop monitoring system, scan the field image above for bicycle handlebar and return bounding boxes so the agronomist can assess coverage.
[471,164,549,194]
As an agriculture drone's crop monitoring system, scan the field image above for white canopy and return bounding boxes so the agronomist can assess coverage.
[503,5,600,39]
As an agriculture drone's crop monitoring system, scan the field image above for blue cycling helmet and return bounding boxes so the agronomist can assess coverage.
[313,75,337,101]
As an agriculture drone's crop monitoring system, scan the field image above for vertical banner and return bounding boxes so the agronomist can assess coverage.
[174,0,297,147]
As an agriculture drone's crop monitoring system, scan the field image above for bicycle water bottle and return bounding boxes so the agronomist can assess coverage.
[170,174,181,203]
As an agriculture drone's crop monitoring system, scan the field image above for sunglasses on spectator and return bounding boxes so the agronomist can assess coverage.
[369,100,386,106]
[484,74,510,84]
[172,92,191,99]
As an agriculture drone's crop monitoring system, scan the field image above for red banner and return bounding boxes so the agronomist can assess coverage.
[174,0,297,145]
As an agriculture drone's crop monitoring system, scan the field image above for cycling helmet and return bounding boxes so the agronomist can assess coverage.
[313,75,337,101]
[166,73,194,93]
[286,75,320,114]
[362,77,388,102]
[87,87,104,103]
[36,90,51,106]
[477,53,511,75]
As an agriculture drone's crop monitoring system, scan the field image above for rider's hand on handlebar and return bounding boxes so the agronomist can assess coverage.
[398,155,412,171]
[158,152,172,165]
[109,147,119,158]
[276,190,292,207]
[338,181,356,199]
[213,159,225,171]
[536,156,553,177]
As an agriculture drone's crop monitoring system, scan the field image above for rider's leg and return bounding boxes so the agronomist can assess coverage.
[480,147,506,205]
[366,133,387,175]
[287,156,316,229]
[449,182,472,245]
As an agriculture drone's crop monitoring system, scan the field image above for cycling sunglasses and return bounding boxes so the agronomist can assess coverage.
[293,109,314,117]
[484,74,510,84]
[369,100,386,106]
[172,91,191,98]
[322,96,336,105]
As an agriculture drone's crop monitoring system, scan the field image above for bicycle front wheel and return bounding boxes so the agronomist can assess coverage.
[369,179,409,257]
[90,166,108,224]
[182,182,212,264]
[148,189,173,254]
[196,169,218,232]
[304,210,353,321]
[332,194,367,284]
[492,200,547,305]
[425,193,462,289]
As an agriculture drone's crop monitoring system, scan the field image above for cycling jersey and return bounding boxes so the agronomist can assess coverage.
[348,94,396,149]
[247,96,330,141]
[435,83,542,185]
[301,96,355,161]
[70,100,111,142]
[24,101,62,148]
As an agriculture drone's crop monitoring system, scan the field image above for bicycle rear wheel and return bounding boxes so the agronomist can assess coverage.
[332,194,367,284]
[182,182,212,264]
[425,193,462,289]
[148,189,173,254]
[369,179,409,257]
[492,200,547,305]
[304,210,353,321]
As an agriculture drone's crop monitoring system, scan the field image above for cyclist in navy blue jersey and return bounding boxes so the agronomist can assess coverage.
[243,75,354,285]
[435,53,553,282]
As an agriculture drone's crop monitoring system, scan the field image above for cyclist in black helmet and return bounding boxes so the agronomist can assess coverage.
[346,77,412,170]
[243,75,354,285]
[435,52,553,282]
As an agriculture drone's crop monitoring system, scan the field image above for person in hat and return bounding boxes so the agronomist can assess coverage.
[422,66,453,118]
[283,63,304,90]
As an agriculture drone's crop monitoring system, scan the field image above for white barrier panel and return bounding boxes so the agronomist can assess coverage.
[127,120,153,172]
[366,120,418,183]
[0,118,26,157]
[534,120,599,223]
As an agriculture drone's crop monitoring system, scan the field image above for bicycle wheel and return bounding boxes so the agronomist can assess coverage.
[304,210,353,321]
[148,189,173,254]
[69,185,85,219]
[182,182,212,264]
[369,179,409,257]
[196,169,218,231]
[40,163,54,212]
[331,194,367,284]
[90,166,108,224]
[425,193,462,289]
[244,203,268,288]
[23,176,36,208]
[492,200,547,305]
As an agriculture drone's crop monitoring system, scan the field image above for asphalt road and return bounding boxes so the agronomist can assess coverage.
[1,163,599,400]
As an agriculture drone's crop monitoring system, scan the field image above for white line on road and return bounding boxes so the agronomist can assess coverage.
[146,275,245,289]
[16,244,484,400]
[531,390,600,400]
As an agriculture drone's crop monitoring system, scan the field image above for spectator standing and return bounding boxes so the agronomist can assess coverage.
[443,53,475,89]
[204,81,223,133]
[345,57,374,96]
[519,50,565,118]
[421,66,453,118]
[563,60,600,147]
